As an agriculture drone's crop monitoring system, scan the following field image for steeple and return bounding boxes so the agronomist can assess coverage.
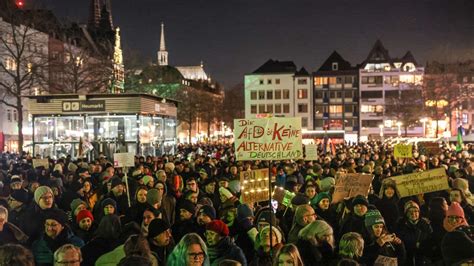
[157,22,168,66]
[88,0,101,29]
[99,0,113,32]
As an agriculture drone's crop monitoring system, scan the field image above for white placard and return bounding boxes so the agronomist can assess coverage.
[305,144,318,161]
[113,152,135,168]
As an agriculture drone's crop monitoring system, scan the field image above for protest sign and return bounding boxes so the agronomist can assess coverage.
[390,168,449,198]
[113,152,135,168]
[32,159,49,169]
[332,173,373,203]
[234,118,302,161]
[374,255,397,266]
[240,169,270,204]
[394,144,412,158]
[272,186,296,207]
[418,142,441,155]
[304,144,318,161]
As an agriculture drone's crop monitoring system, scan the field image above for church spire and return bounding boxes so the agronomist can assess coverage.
[157,22,168,66]
[88,0,101,29]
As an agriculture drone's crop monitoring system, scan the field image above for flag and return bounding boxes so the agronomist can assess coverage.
[456,126,464,152]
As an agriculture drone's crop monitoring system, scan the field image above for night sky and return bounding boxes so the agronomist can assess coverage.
[35,0,473,88]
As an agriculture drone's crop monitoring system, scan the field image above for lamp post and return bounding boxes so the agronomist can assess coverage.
[420,118,428,137]
[396,121,402,137]
[379,124,384,142]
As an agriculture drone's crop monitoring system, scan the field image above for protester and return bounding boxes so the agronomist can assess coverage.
[167,232,210,266]
[296,220,336,265]
[0,243,34,266]
[205,219,247,265]
[53,244,82,266]
[272,243,303,266]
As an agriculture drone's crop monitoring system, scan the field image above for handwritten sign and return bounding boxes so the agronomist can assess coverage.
[418,142,441,155]
[32,159,49,169]
[113,153,135,168]
[240,169,270,204]
[272,187,296,207]
[332,173,373,203]
[394,144,412,158]
[390,168,449,198]
[374,255,397,266]
[234,118,302,161]
[304,144,318,161]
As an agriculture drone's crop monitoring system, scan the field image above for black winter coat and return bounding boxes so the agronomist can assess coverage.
[395,217,433,266]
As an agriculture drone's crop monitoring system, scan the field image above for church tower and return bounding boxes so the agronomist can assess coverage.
[157,22,168,66]
[88,0,101,29]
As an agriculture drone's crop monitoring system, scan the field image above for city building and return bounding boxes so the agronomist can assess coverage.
[244,59,313,129]
[313,51,359,143]
[359,40,424,140]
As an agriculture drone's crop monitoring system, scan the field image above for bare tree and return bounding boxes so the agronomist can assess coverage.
[385,89,424,136]
[0,5,49,152]
[199,91,223,139]
[176,87,204,143]
[222,82,245,129]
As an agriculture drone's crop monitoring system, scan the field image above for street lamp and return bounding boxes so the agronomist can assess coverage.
[420,117,428,137]
[379,124,384,141]
[396,121,402,137]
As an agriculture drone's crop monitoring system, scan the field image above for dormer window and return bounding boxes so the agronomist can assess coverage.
[332,62,338,71]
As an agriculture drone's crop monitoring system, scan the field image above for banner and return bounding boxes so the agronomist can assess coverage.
[418,142,441,155]
[332,173,373,203]
[234,118,302,161]
[32,159,49,169]
[390,168,449,198]
[240,169,270,204]
[394,144,412,158]
[113,152,135,168]
[304,144,318,161]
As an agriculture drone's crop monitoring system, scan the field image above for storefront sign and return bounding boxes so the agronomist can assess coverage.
[304,144,318,161]
[234,117,302,161]
[394,144,412,158]
[240,169,270,204]
[332,173,373,203]
[390,168,449,198]
[62,100,106,112]
[113,152,135,168]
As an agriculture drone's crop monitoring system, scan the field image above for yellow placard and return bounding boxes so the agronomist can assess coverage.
[32,159,49,169]
[233,118,303,161]
[240,169,270,204]
[332,173,373,203]
[394,144,412,158]
[390,168,449,198]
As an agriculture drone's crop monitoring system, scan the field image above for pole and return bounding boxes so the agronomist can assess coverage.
[123,166,131,207]
[268,163,273,256]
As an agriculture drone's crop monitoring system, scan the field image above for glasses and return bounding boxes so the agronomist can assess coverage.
[45,223,61,228]
[188,252,205,260]
[448,216,463,222]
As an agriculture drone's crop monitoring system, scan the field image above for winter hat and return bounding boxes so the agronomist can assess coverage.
[68,162,78,173]
[255,208,277,226]
[291,193,310,206]
[148,218,171,238]
[110,177,124,189]
[351,195,369,209]
[69,181,83,193]
[299,220,333,240]
[10,189,29,204]
[179,200,196,215]
[404,200,420,214]
[260,225,283,244]
[206,220,229,236]
[228,180,241,194]
[452,178,474,206]
[101,198,117,209]
[34,186,53,205]
[364,209,385,228]
[147,189,162,206]
[198,205,216,220]
[446,202,465,218]
[219,187,234,200]
[237,204,253,221]
[312,192,331,207]
[70,198,86,213]
[43,208,68,226]
[10,175,22,185]
[76,209,94,223]
[202,177,217,187]
[164,162,175,172]
[319,177,335,192]
[142,175,153,186]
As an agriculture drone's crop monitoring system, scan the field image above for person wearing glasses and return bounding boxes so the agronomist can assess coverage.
[32,208,84,265]
[168,232,210,266]
[287,204,316,244]
[53,244,82,266]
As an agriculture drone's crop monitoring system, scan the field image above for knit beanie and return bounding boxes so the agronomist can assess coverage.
[179,200,196,215]
[70,198,86,213]
[300,220,333,239]
[404,200,420,214]
[76,209,94,223]
[319,177,335,192]
[34,186,53,205]
[237,204,253,221]
[364,209,385,228]
[352,195,369,209]
[260,225,283,244]
[206,220,229,236]
[202,177,216,187]
[69,181,83,193]
[148,218,171,238]
[291,193,310,206]
[43,208,68,226]
[446,202,465,218]
[11,189,29,203]
[110,177,124,189]
[228,180,241,194]
[198,205,216,220]
[68,162,78,173]
[142,175,153,186]
[312,192,331,207]
[219,187,234,200]
[101,198,117,209]
[147,189,162,206]
[255,208,277,226]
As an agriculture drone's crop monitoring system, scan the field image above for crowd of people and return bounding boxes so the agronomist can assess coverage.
[0,141,473,266]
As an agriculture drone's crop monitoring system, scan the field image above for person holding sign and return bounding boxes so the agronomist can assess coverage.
[362,209,406,266]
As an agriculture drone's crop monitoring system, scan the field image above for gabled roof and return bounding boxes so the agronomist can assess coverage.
[295,67,309,76]
[252,59,297,74]
[315,51,354,72]
[361,39,394,68]
[400,51,419,67]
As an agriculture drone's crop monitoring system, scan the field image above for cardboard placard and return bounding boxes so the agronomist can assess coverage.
[418,142,441,155]
[32,159,49,169]
[304,144,318,161]
[390,168,449,198]
[374,255,397,266]
[113,153,135,168]
[272,187,296,207]
[332,173,373,203]
[234,118,303,161]
[240,169,270,204]
[394,144,412,158]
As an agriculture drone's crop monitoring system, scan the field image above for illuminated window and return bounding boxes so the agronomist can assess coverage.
[298,104,308,113]
[250,105,257,114]
[297,89,308,99]
[328,77,337,85]
[361,105,383,113]
[329,105,343,114]
[267,90,273,100]
[283,90,290,99]
[275,90,281,99]
[5,57,17,70]
[314,77,328,86]
[283,104,290,113]
[250,91,257,100]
